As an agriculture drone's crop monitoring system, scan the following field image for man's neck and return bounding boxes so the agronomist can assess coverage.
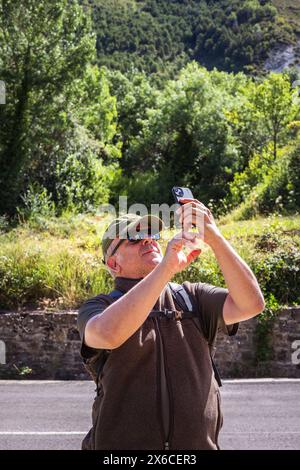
[114,276,144,293]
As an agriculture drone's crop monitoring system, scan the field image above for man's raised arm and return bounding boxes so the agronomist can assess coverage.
[178,198,265,325]
[85,235,201,350]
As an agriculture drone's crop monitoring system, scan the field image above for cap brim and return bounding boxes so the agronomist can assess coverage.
[120,215,164,239]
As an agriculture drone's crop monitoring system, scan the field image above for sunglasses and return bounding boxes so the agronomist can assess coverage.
[103,231,160,264]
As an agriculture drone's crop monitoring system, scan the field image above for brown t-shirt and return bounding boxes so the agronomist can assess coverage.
[77,276,238,450]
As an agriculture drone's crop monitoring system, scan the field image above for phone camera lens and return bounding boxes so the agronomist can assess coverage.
[175,188,183,197]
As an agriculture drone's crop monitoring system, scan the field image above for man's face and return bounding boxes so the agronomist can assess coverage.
[106,237,163,278]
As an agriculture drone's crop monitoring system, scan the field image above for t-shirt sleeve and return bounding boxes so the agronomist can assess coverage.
[77,295,111,360]
[183,281,239,345]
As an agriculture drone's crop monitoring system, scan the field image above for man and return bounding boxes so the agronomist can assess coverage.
[77,198,265,450]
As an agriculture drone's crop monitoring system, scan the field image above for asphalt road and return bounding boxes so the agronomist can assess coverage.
[0,379,299,450]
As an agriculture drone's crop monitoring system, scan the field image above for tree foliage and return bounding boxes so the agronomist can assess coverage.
[90,0,295,77]
[0,0,299,220]
[0,0,119,216]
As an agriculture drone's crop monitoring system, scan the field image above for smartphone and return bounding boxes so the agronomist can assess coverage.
[172,186,194,205]
[172,186,200,240]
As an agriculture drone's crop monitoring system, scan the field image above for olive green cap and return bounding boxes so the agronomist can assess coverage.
[102,213,164,262]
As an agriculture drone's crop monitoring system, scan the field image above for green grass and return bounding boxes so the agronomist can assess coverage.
[0,212,299,312]
[0,213,114,310]
[219,212,300,240]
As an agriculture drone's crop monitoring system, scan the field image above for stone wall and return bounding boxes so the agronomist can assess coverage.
[0,308,299,380]
[0,311,87,380]
[214,307,300,378]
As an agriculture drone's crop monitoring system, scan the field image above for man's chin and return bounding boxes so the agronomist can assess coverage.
[146,254,162,264]
[142,256,162,273]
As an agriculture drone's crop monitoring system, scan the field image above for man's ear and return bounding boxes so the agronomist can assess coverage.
[107,256,121,275]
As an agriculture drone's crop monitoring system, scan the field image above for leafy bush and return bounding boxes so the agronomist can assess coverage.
[55,146,120,214]
[0,215,10,234]
[228,143,300,219]
[0,244,114,310]
[227,145,274,208]
[255,244,300,307]
[122,63,244,207]
[17,183,56,222]
[110,166,175,209]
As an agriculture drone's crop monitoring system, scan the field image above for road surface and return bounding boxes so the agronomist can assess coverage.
[0,379,299,450]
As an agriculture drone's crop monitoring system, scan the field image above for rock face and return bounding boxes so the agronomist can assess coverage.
[0,308,299,379]
[264,37,300,72]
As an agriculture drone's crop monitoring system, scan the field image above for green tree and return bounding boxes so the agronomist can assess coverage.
[0,0,95,215]
[74,65,122,161]
[106,68,158,171]
[224,78,267,167]
[126,63,243,205]
[253,73,299,160]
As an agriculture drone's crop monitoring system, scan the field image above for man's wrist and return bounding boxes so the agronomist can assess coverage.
[157,259,175,280]
[207,231,226,251]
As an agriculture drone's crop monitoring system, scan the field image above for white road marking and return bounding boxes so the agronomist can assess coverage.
[223,379,300,384]
[0,379,299,385]
[223,431,300,435]
[0,431,299,436]
[0,432,85,435]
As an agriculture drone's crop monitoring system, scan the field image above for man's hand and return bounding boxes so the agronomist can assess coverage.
[176,198,222,247]
[161,230,202,276]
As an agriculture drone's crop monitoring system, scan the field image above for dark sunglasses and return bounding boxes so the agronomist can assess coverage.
[103,232,160,264]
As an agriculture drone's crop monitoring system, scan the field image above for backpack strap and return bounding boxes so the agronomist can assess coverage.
[109,289,125,300]
[168,282,194,311]
[107,285,223,387]
[109,288,194,320]
[168,282,222,387]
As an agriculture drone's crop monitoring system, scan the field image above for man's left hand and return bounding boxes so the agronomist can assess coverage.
[176,198,222,247]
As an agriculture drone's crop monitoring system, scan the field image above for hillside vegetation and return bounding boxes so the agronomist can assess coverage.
[88,0,296,76]
[0,213,299,315]
[272,0,300,34]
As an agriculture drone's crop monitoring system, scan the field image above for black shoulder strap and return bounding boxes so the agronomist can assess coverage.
[109,288,193,319]
[107,284,223,387]
[109,289,124,300]
[168,282,194,312]
[168,282,222,387]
